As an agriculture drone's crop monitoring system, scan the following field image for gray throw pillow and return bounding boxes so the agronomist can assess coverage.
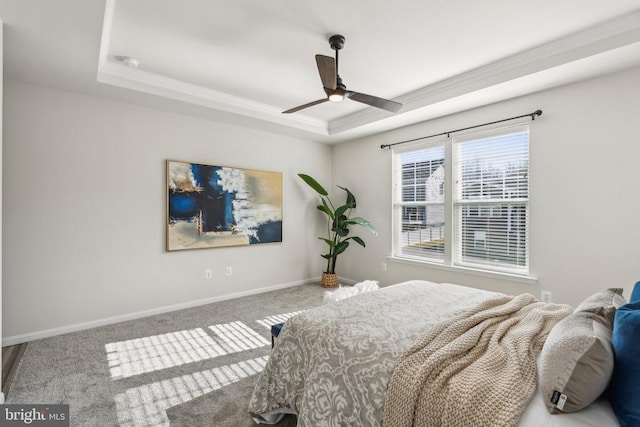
[539,289,626,414]
[575,288,624,326]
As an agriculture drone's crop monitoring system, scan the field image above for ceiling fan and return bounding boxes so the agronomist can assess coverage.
[282,35,403,114]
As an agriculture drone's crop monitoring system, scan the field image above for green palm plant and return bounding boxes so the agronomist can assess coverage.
[299,173,377,275]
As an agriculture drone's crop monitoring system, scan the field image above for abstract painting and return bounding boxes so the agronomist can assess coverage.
[167,160,283,251]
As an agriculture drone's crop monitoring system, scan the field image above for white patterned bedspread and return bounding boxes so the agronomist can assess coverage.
[248,280,499,426]
[248,280,619,427]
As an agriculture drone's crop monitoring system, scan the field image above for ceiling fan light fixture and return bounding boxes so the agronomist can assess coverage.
[328,91,344,102]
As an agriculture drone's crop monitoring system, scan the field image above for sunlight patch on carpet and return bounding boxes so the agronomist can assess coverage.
[106,322,268,379]
[256,310,305,329]
[208,320,270,351]
[114,356,268,427]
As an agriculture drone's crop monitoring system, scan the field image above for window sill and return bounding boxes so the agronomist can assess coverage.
[386,256,538,284]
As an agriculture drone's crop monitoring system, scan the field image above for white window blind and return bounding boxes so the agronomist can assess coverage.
[453,127,529,273]
[392,144,446,262]
[392,125,530,276]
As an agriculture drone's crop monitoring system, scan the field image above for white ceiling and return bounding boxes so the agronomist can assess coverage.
[1,0,640,143]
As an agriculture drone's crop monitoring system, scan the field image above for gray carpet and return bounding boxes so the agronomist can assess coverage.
[166,377,296,427]
[6,284,325,426]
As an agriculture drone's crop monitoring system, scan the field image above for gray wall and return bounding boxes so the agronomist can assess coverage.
[2,80,331,343]
[333,66,640,306]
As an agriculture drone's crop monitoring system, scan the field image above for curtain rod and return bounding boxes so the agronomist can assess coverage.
[380,109,542,150]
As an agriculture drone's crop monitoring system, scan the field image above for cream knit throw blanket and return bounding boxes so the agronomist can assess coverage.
[383,294,572,427]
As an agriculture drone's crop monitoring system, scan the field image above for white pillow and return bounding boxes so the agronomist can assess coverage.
[323,280,379,304]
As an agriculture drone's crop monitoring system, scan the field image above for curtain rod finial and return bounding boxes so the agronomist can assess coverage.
[533,110,542,119]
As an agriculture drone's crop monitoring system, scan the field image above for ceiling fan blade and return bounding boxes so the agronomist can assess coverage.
[315,55,337,90]
[282,98,329,114]
[350,91,403,113]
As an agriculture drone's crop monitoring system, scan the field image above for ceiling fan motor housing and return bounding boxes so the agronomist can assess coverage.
[329,34,345,51]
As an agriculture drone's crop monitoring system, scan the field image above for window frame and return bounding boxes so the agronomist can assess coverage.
[392,143,447,263]
[391,123,533,281]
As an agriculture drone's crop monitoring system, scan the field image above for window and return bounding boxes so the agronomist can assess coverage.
[392,125,529,276]
[393,145,446,261]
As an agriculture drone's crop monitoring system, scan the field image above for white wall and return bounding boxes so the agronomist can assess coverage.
[2,80,330,343]
[333,66,640,306]
[4,66,639,343]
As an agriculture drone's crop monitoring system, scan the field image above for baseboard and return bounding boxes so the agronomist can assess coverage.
[2,277,319,346]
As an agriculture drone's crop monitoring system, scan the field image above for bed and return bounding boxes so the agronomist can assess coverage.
[248,280,622,427]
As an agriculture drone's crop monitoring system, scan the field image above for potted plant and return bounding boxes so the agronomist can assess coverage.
[299,173,377,287]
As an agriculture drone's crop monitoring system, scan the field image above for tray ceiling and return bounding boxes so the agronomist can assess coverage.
[2,0,640,143]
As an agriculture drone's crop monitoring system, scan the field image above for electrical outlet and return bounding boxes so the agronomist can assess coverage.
[381,262,387,272]
[225,266,232,276]
[541,290,552,303]
[205,269,213,279]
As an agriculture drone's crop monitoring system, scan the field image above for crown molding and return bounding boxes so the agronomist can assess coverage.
[329,11,640,135]
[97,62,328,135]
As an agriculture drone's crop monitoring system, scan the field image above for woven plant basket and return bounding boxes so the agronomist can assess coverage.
[321,272,339,288]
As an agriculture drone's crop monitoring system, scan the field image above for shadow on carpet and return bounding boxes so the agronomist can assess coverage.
[167,376,297,427]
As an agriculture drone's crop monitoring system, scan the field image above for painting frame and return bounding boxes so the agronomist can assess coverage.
[166,159,283,252]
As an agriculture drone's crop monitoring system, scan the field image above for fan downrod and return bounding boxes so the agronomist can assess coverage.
[329,34,345,51]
